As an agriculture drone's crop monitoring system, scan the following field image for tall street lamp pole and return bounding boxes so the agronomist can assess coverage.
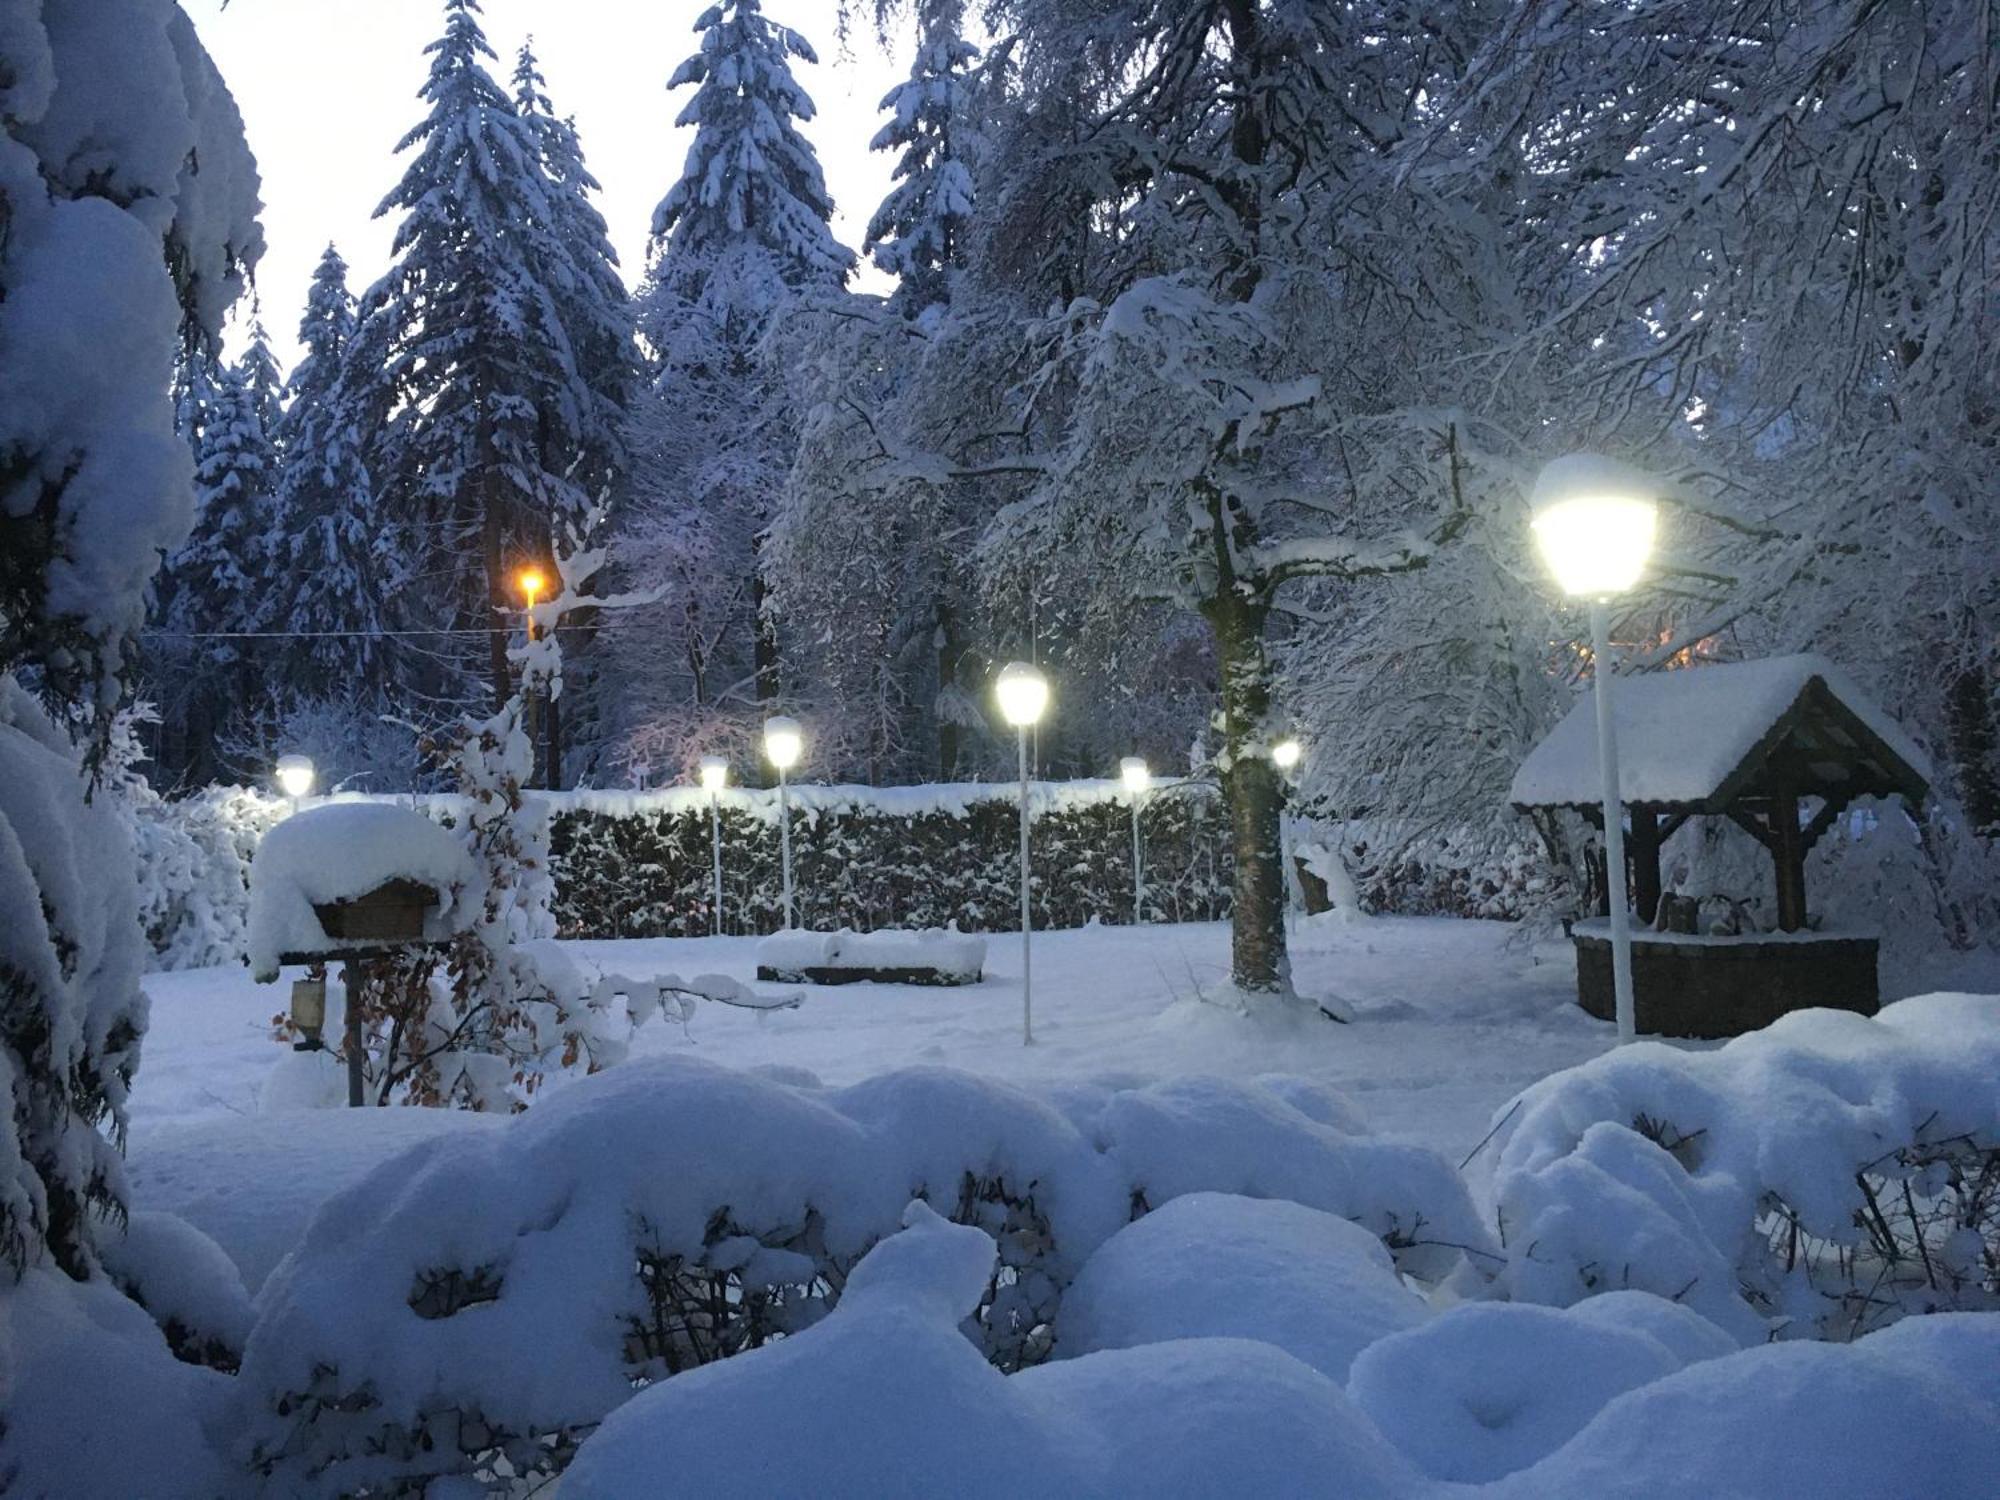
[1530,453,1660,1046]
[699,756,728,937]
[1120,757,1150,923]
[996,662,1050,1045]
[762,717,803,930]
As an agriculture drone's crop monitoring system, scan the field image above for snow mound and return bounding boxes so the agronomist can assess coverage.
[0,1268,233,1500]
[1104,1075,1493,1282]
[234,1055,1480,1494]
[1491,992,2000,1339]
[565,1203,1424,1500]
[1347,1296,1727,1481]
[246,803,476,980]
[1059,1192,1428,1379]
[1486,1313,2000,1499]
[96,1208,254,1369]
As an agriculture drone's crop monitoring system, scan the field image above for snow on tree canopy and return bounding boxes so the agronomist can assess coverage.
[246,804,476,981]
[1509,654,1932,811]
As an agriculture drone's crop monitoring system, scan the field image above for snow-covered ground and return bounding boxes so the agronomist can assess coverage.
[128,915,1602,1285]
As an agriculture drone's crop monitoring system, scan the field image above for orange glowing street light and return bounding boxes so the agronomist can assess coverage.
[515,566,548,608]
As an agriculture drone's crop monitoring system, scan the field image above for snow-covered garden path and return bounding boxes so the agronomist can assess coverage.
[128,916,1609,1286]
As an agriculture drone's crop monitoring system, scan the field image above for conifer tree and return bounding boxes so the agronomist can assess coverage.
[651,0,854,292]
[364,0,595,712]
[268,245,392,696]
[865,24,980,316]
[606,0,853,765]
[511,41,637,505]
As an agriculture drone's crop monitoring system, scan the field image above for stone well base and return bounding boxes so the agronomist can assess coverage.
[1573,928,1879,1039]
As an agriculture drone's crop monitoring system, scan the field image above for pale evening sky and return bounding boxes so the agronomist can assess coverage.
[183,0,906,368]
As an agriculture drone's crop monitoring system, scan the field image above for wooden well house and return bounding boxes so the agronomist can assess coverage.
[1510,655,1931,1037]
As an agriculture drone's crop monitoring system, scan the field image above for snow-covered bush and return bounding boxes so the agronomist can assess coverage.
[1477,1312,2000,1500]
[562,1201,1425,1500]
[1491,992,2000,1341]
[1346,1294,1738,1482]
[1057,1191,1430,1379]
[101,707,288,971]
[235,1057,1483,1495]
[96,1208,254,1372]
[563,1203,2000,1500]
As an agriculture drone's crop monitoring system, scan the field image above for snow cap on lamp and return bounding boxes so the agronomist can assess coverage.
[698,755,728,792]
[995,661,1049,727]
[762,717,803,770]
[1529,452,1659,598]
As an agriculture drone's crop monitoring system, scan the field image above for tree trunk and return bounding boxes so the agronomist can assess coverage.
[751,533,779,703]
[1946,660,1998,834]
[1204,587,1289,996]
[544,688,564,791]
[936,594,965,778]
[482,490,510,714]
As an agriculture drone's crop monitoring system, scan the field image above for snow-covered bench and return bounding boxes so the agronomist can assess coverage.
[755,928,986,987]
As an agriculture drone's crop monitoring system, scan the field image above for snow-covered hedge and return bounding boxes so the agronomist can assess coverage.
[548,781,1233,938]
[235,1056,1486,1495]
[1490,992,2000,1341]
[133,780,1236,966]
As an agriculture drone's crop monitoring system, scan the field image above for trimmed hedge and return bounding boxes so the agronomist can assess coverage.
[548,783,1233,939]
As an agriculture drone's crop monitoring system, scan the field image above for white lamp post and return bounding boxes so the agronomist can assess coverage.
[1271,739,1303,925]
[698,756,728,937]
[275,753,315,808]
[996,662,1049,1045]
[762,717,804,930]
[1120,757,1150,923]
[1530,452,1659,1046]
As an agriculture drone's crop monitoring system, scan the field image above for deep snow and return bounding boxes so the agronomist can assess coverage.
[128,916,1607,1261]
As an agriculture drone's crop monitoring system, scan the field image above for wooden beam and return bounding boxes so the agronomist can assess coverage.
[1799,794,1852,854]
[1771,782,1807,932]
[1727,807,1778,851]
[1629,806,1663,925]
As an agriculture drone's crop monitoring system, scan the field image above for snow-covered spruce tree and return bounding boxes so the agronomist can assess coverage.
[605,0,853,774]
[511,40,638,783]
[257,243,407,778]
[0,0,260,1286]
[157,337,282,784]
[512,40,637,507]
[864,15,980,318]
[363,0,601,715]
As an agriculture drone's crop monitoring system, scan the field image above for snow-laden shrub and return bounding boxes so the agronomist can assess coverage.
[1477,1312,2000,1500]
[1057,1191,1430,1379]
[562,1201,1425,1500]
[1346,1294,1739,1482]
[236,1057,1484,1495]
[96,1208,254,1373]
[102,708,287,972]
[0,1265,237,1500]
[1491,993,2000,1341]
